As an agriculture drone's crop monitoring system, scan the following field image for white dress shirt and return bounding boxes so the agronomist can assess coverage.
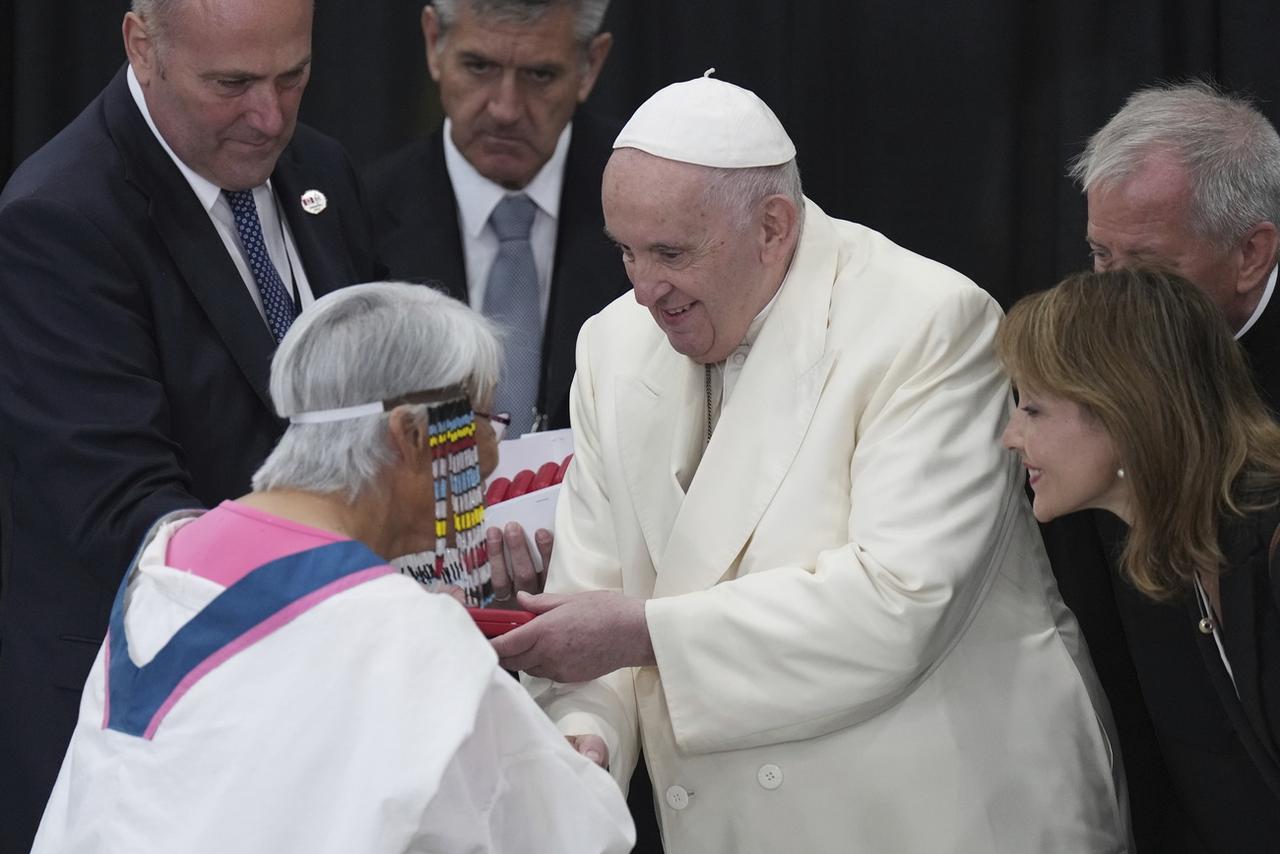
[707,287,783,436]
[126,66,315,328]
[441,118,571,321]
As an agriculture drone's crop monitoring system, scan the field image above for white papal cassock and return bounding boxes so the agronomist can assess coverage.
[529,199,1130,853]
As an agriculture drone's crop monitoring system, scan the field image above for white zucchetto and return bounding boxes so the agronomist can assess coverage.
[613,69,796,168]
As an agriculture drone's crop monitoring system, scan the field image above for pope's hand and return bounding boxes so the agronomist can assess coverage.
[486,523,553,603]
[566,734,609,769]
[491,590,655,682]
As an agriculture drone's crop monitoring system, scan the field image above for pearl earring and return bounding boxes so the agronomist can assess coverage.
[1116,467,1126,479]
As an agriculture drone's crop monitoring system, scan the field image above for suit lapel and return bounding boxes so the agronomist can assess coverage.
[381,134,469,302]
[651,200,838,598]
[1187,592,1280,799]
[272,148,350,299]
[104,68,276,412]
[616,348,704,570]
[541,113,626,421]
[1218,524,1280,765]
[1193,516,1280,797]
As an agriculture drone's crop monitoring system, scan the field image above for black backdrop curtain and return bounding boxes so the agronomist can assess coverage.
[3,0,1278,308]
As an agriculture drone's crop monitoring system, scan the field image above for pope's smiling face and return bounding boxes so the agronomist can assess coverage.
[602,149,784,364]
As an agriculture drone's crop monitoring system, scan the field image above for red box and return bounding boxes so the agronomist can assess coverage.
[466,607,534,638]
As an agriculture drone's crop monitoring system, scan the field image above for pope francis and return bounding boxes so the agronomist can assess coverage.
[493,74,1130,853]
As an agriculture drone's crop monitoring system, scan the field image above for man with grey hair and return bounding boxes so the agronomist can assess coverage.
[366,0,628,440]
[1072,80,1280,403]
[492,75,1127,852]
[0,1,381,848]
[1039,81,1280,853]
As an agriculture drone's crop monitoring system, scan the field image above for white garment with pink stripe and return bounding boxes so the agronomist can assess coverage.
[32,507,634,854]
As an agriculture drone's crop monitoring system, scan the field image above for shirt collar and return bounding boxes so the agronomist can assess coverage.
[441,118,572,238]
[127,65,268,213]
[743,285,782,349]
[1235,263,1278,341]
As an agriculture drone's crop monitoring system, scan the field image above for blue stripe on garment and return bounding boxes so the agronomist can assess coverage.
[105,539,386,738]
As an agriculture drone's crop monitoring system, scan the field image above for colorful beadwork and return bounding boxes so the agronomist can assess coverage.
[405,397,493,606]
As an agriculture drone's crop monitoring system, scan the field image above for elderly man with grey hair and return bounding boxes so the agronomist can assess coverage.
[31,282,635,854]
[492,75,1127,853]
[366,0,629,443]
[1073,80,1280,403]
[0,0,384,848]
[1038,81,1280,854]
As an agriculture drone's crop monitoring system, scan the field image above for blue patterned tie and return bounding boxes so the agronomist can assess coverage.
[224,189,297,343]
[483,194,542,436]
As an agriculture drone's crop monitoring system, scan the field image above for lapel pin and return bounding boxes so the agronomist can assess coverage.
[300,190,328,215]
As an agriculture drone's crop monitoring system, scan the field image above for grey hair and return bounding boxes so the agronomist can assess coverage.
[702,159,806,230]
[130,0,171,18]
[252,282,501,501]
[1069,80,1280,248]
[130,0,181,42]
[131,0,314,46]
[432,0,609,44]
[130,0,212,42]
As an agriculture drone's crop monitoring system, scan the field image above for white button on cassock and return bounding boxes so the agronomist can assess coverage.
[757,764,783,790]
[665,785,690,810]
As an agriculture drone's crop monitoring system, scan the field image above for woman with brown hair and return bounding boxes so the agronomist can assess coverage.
[998,267,1280,852]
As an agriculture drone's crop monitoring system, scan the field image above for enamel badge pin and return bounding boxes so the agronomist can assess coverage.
[300,190,328,215]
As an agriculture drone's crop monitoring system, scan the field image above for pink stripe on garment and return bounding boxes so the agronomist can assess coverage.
[141,565,394,740]
[166,501,347,588]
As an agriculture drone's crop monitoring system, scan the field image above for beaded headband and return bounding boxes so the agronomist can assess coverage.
[287,384,473,424]
[287,383,493,605]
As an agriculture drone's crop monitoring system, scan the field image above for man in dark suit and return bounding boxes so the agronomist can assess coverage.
[1044,81,1280,852]
[366,0,629,436]
[1076,83,1280,406]
[368,4,658,847]
[0,1,382,849]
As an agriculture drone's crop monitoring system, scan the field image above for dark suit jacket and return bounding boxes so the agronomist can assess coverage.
[1100,504,1280,853]
[364,112,630,430]
[1042,297,1280,853]
[1241,278,1280,411]
[0,67,383,853]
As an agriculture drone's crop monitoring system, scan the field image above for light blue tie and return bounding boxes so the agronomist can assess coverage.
[224,189,297,343]
[483,194,542,435]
